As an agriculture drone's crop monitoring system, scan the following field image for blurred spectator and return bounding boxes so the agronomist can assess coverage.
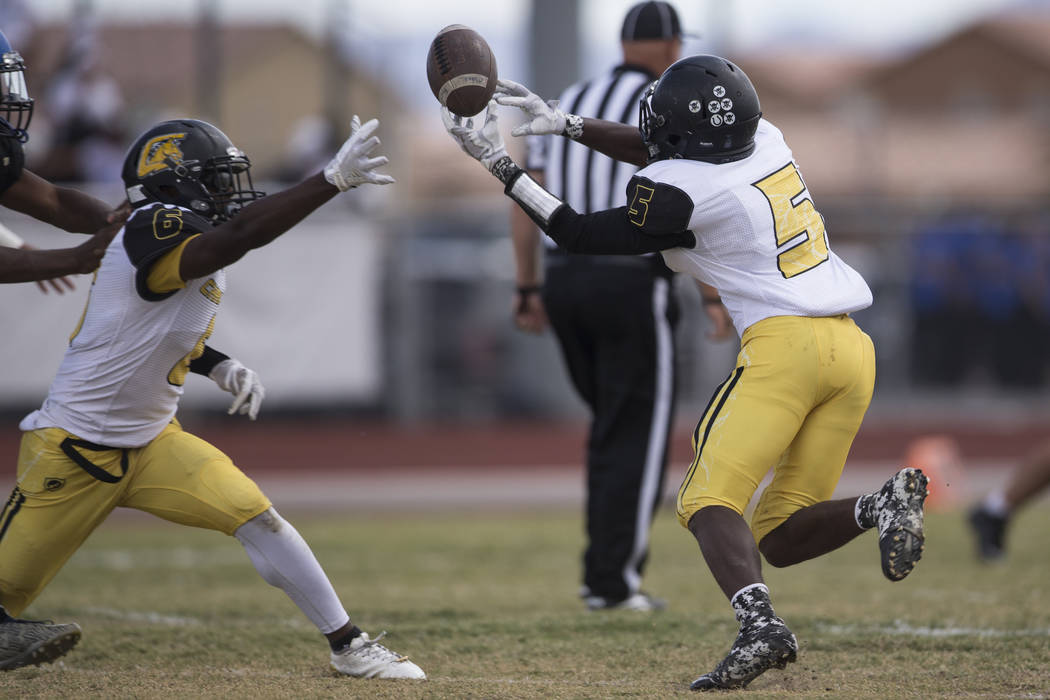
[911,211,1047,389]
[0,0,34,53]
[910,215,974,385]
[44,56,126,183]
[36,3,127,183]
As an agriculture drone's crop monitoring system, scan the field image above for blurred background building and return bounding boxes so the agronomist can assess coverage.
[3,0,1050,450]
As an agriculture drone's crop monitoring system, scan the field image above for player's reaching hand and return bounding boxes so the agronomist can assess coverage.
[69,221,119,273]
[698,284,734,340]
[209,358,265,420]
[107,198,132,226]
[24,219,118,292]
[20,241,77,294]
[442,102,508,172]
[703,300,734,340]
[324,115,395,191]
[512,287,548,334]
[494,79,577,138]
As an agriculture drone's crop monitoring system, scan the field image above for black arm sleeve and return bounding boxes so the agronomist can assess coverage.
[545,206,695,255]
[188,345,229,376]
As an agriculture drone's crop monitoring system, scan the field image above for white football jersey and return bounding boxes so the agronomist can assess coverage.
[21,204,224,447]
[636,119,872,333]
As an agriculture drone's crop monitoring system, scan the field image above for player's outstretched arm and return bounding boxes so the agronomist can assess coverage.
[443,103,691,255]
[495,79,647,166]
[0,169,114,234]
[179,115,394,281]
[0,221,117,283]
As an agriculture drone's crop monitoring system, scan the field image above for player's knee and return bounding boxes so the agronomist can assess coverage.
[758,532,793,568]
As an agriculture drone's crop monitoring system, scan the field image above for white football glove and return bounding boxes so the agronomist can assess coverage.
[441,101,508,172]
[209,358,265,420]
[323,115,396,191]
[494,78,576,137]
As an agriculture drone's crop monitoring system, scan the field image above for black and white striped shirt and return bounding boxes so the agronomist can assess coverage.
[526,64,656,250]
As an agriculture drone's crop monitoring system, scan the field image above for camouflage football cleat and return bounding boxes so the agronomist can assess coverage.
[873,468,929,581]
[690,615,798,691]
[0,608,82,671]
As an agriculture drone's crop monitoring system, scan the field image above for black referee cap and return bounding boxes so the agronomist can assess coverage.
[621,1,693,41]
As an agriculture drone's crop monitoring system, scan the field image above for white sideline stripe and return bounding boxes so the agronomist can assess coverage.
[80,606,202,626]
[78,607,315,630]
[819,621,1050,638]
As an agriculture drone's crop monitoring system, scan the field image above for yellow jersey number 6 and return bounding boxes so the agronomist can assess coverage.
[752,162,829,278]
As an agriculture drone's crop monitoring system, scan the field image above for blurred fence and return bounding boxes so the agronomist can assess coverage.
[3,184,1050,428]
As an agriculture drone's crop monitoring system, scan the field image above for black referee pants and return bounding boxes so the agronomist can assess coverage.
[543,254,680,602]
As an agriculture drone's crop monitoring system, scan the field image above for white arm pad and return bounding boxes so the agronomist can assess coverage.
[507,173,564,229]
[0,221,25,248]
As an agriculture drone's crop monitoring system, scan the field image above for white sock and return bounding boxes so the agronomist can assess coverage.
[234,508,351,635]
[730,582,769,605]
[982,491,1009,518]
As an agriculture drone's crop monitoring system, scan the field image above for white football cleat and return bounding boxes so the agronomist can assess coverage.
[330,631,425,680]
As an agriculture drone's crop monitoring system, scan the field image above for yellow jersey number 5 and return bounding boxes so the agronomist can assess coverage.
[752,162,829,278]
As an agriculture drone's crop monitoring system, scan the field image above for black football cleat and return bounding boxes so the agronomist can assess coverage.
[690,616,798,691]
[0,607,82,671]
[873,468,929,581]
[968,506,1007,561]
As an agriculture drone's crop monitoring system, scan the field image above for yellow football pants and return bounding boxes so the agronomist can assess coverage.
[0,420,271,615]
[676,314,875,543]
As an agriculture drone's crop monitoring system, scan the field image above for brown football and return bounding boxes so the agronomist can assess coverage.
[426,24,498,117]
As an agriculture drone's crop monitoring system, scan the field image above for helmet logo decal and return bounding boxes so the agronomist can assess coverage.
[707,100,721,114]
[689,100,703,113]
[713,85,726,98]
[721,98,734,110]
[710,114,724,127]
[724,112,736,125]
[137,133,187,178]
[152,207,185,240]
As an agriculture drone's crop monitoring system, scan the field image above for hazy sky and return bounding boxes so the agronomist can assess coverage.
[22,0,1042,113]
[28,0,1038,56]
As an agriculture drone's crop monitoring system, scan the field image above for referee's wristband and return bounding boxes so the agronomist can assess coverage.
[516,285,541,296]
[702,297,722,306]
[0,221,25,248]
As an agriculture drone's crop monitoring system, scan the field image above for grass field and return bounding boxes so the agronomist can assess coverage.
[2,503,1048,699]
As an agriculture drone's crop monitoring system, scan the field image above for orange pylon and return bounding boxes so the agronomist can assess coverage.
[904,435,965,511]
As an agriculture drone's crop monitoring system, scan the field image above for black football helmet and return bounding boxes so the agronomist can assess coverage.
[121,119,265,223]
[639,54,761,164]
[0,30,33,141]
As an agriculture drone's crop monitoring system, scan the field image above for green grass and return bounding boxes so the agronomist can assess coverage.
[3,504,1049,699]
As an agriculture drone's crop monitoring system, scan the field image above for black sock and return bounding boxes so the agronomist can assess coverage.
[329,625,364,653]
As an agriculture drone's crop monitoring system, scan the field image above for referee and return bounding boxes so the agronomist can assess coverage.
[511,1,731,611]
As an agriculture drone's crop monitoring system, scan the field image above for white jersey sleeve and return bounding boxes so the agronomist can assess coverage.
[641,119,872,333]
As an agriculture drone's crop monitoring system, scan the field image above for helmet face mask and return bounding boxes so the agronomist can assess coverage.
[638,55,762,164]
[122,120,265,223]
[0,32,33,140]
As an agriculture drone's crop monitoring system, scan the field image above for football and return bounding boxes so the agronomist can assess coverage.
[426,24,498,117]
